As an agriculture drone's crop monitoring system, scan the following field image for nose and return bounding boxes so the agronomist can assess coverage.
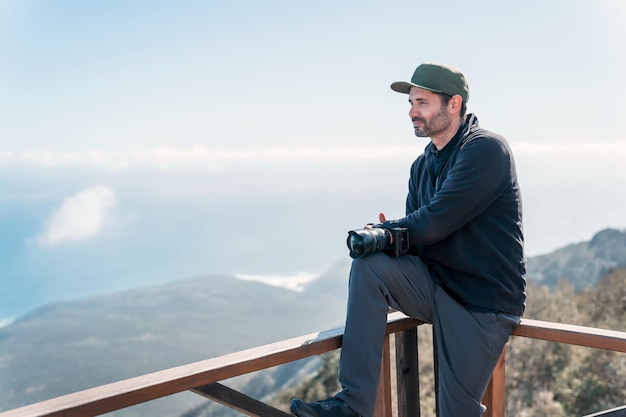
[409,103,420,119]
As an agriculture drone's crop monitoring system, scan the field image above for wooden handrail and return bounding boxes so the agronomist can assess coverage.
[483,319,626,417]
[1,314,625,417]
[512,318,626,353]
[0,312,420,417]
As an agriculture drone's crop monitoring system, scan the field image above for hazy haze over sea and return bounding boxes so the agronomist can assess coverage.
[2,1,626,321]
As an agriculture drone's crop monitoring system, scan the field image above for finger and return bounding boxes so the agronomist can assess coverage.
[379,212,387,223]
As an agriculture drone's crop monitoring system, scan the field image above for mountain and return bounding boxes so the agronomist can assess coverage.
[0,272,348,416]
[526,228,626,290]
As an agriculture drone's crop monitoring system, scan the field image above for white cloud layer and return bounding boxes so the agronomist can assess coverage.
[235,272,319,292]
[0,146,423,169]
[2,141,626,170]
[35,186,117,246]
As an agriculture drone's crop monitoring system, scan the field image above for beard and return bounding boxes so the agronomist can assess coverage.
[412,104,450,138]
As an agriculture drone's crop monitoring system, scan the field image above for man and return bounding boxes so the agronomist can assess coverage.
[291,63,526,417]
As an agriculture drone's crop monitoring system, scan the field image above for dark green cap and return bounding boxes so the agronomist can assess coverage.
[390,62,470,103]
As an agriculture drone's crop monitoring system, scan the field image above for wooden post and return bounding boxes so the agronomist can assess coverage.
[373,334,392,417]
[395,327,420,417]
[483,346,506,417]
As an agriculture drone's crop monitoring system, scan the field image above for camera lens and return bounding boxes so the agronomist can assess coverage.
[348,233,366,256]
[347,228,389,258]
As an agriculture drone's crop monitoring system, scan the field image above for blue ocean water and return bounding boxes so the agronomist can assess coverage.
[0,192,360,321]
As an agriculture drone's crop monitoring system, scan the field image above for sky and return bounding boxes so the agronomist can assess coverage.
[1,0,626,319]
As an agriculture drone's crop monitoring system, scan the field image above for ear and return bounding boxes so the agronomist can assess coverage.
[448,95,463,115]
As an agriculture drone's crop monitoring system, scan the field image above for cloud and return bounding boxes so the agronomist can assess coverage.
[235,272,319,292]
[1,141,626,171]
[512,141,626,158]
[0,145,427,170]
[35,186,117,246]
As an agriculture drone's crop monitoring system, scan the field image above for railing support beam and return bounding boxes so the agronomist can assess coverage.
[193,383,292,417]
[483,346,506,417]
[374,334,393,417]
[395,327,420,417]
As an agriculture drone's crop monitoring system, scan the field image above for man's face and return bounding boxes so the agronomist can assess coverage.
[408,87,450,138]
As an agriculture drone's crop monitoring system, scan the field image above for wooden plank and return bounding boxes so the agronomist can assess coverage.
[513,319,626,353]
[374,335,392,417]
[395,327,419,417]
[0,312,420,417]
[0,331,341,417]
[482,347,506,417]
[2,314,626,417]
[192,382,292,417]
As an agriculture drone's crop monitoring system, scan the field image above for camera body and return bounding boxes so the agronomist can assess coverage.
[347,225,410,259]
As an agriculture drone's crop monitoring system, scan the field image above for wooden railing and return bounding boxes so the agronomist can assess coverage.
[1,311,626,417]
[486,319,626,417]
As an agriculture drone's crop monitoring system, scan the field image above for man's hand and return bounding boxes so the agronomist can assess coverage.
[379,212,394,244]
[365,212,387,230]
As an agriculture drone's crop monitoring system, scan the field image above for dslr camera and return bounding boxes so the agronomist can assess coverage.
[346,224,409,259]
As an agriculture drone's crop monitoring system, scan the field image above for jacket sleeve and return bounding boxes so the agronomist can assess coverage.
[398,134,513,246]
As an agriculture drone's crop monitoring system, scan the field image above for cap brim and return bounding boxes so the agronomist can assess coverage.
[390,81,444,95]
[390,81,413,94]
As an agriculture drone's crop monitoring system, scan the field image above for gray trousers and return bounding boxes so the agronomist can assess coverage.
[335,253,520,417]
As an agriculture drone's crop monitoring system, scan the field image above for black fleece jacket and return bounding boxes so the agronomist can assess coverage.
[393,114,526,316]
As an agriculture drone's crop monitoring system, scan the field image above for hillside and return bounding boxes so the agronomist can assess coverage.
[526,228,626,289]
[0,274,347,416]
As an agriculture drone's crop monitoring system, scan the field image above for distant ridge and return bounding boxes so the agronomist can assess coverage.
[526,228,626,290]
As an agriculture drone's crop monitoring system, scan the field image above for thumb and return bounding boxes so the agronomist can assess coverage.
[379,212,387,223]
